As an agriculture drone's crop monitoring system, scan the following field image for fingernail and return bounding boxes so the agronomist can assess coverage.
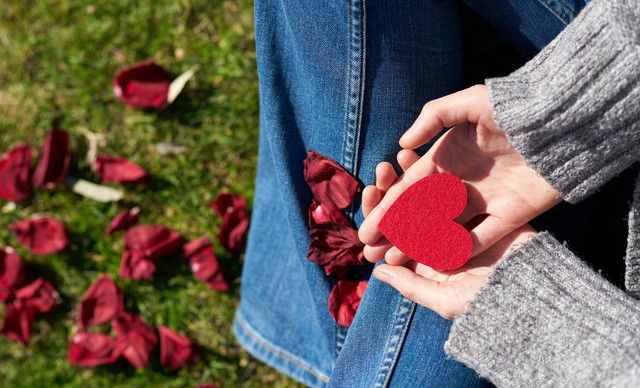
[374,267,394,281]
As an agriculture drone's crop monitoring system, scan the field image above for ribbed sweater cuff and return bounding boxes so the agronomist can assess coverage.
[487,0,640,203]
[445,232,640,387]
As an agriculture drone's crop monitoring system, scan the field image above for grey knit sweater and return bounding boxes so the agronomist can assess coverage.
[444,0,640,386]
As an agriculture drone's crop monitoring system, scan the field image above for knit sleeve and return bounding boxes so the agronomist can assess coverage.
[444,232,640,387]
[486,0,640,203]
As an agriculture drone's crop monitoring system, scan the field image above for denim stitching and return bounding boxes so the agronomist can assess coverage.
[372,297,417,387]
[236,316,330,383]
[536,0,578,25]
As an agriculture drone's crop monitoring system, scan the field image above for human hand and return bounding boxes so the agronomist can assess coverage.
[359,84,561,264]
[373,225,538,320]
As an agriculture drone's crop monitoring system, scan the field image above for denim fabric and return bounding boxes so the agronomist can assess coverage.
[234,1,587,387]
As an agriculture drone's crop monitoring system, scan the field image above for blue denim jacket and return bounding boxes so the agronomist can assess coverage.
[234,1,587,386]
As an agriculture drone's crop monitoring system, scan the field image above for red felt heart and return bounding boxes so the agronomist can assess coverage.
[378,173,472,270]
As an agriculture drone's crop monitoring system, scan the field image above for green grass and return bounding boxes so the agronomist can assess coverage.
[0,1,302,387]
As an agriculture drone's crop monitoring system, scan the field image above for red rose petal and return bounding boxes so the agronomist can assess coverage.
[0,247,26,302]
[0,145,32,202]
[183,237,229,291]
[111,311,157,369]
[10,217,69,255]
[307,222,366,277]
[94,154,150,185]
[112,60,171,109]
[15,278,60,315]
[378,173,472,270]
[303,150,359,210]
[328,279,368,327]
[104,207,140,236]
[68,332,121,367]
[124,224,183,260]
[0,300,35,346]
[195,384,218,388]
[32,129,70,189]
[210,193,248,257]
[308,199,350,227]
[78,274,123,328]
[157,325,202,370]
[118,251,156,281]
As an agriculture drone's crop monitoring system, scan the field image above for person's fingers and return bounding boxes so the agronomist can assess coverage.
[397,149,420,172]
[468,214,520,257]
[362,237,393,263]
[400,85,492,150]
[384,246,413,266]
[362,185,382,218]
[376,162,397,193]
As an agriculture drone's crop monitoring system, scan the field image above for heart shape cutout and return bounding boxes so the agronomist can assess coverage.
[378,173,472,270]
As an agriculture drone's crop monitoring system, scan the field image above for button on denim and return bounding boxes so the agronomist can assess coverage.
[234,1,587,387]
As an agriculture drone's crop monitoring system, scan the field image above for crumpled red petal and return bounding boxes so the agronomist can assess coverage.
[0,247,26,302]
[32,129,70,189]
[303,150,359,210]
[68,332,121,367]
[118,251,156,281]
[308,199,351,227]
[112,60,171,109]
[78,274,123,328]
[157,325,202,370]
[104,207,140,236]
[0,145,32,202]
[124,224,183,260]
[0,300,35,346]
[328,279,368,327]
[307,222,366,277]
[15,277,60,315]
[210,193,249,257]
[10,217,69,255]
[183,237,229,291]
[111,311,157,369]
[94,155,150,185]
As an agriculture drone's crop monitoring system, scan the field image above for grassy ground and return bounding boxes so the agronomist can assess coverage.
[0,1,302,387]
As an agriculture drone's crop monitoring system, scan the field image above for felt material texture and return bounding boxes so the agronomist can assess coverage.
[378,173,472,270]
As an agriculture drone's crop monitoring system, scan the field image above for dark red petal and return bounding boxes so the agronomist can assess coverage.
[210,193,248,257]
[0,300,35,346]
[104,207,140,236]
[112,60,171,109]
[209,192,247,217]
[0,145,32,202]
[94,155,150,185]
[111,311,157,369]
[10,217,69,255]
[124,224,183,260]
[328,279,368,327]
[306,223,366,277]
[308,199,351,227]
[303,150,359,209]
[78,274,123,328]
[118,251,156,280]
[195,384,218,388]
[183,237,229,291]
[15,278,60,315]
[32,129,70,189]
[0,247,26,302]
[157,325,202,370]
[68,332,121,367]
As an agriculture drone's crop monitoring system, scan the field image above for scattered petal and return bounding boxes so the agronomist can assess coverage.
[155,142,188,155]
[68,332,121,367]
[0,300,35,346]
[94,155,150,185]
[183,237,228,291]
[157,325,202,370]
[0,247,26,301]
[113,60,171,109]
[65,176,124,202]
[195,384,217,388]
[167,66,198,104]
[118,251,156,281]
[15,278,60,315]
[328,279,368,327]
[10,217,69,255]
[32,129,70,189]
[124,224,183,260]
[0,145,32,202]
[307,223,366,277]
[104,207,140,236]
[111,311,157,369]
[78,274,123,328]
[210,193,248,257]
[303,150,359,210]
[308,199,350,227]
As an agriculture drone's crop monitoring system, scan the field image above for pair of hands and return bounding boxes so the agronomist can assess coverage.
[358,85,560,319]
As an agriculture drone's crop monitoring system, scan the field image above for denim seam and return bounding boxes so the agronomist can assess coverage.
[372,297,417,387]
[535,0,576,25]
[235,314,330,383]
